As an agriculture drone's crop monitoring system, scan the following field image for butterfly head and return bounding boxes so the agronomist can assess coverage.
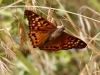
[57,25,65,30]
[49,25,65,41]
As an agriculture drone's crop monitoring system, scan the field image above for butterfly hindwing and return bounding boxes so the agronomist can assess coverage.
[39,37,62,51]
[39,32,87,51]
[29,30,52,47]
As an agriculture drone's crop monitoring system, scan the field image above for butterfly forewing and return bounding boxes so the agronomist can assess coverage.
[39,32,87,51]
[24,10,56,47]
[61,32,87,50]
[24,10,56,31]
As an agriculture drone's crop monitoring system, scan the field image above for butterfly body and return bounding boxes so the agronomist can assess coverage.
[24,10,87,51]
[49,25,65,41]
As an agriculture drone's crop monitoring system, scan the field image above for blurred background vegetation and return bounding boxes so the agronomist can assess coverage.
[0,0,100,75]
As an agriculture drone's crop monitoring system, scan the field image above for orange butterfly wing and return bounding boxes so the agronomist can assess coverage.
[24,10,56,47]
[25,10,87,50]
[39,32,87,51]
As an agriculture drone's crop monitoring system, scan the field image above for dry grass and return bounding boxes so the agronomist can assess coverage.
[0,0,100,75]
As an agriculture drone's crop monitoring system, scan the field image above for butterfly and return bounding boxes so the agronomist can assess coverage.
[24,10,87,51]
